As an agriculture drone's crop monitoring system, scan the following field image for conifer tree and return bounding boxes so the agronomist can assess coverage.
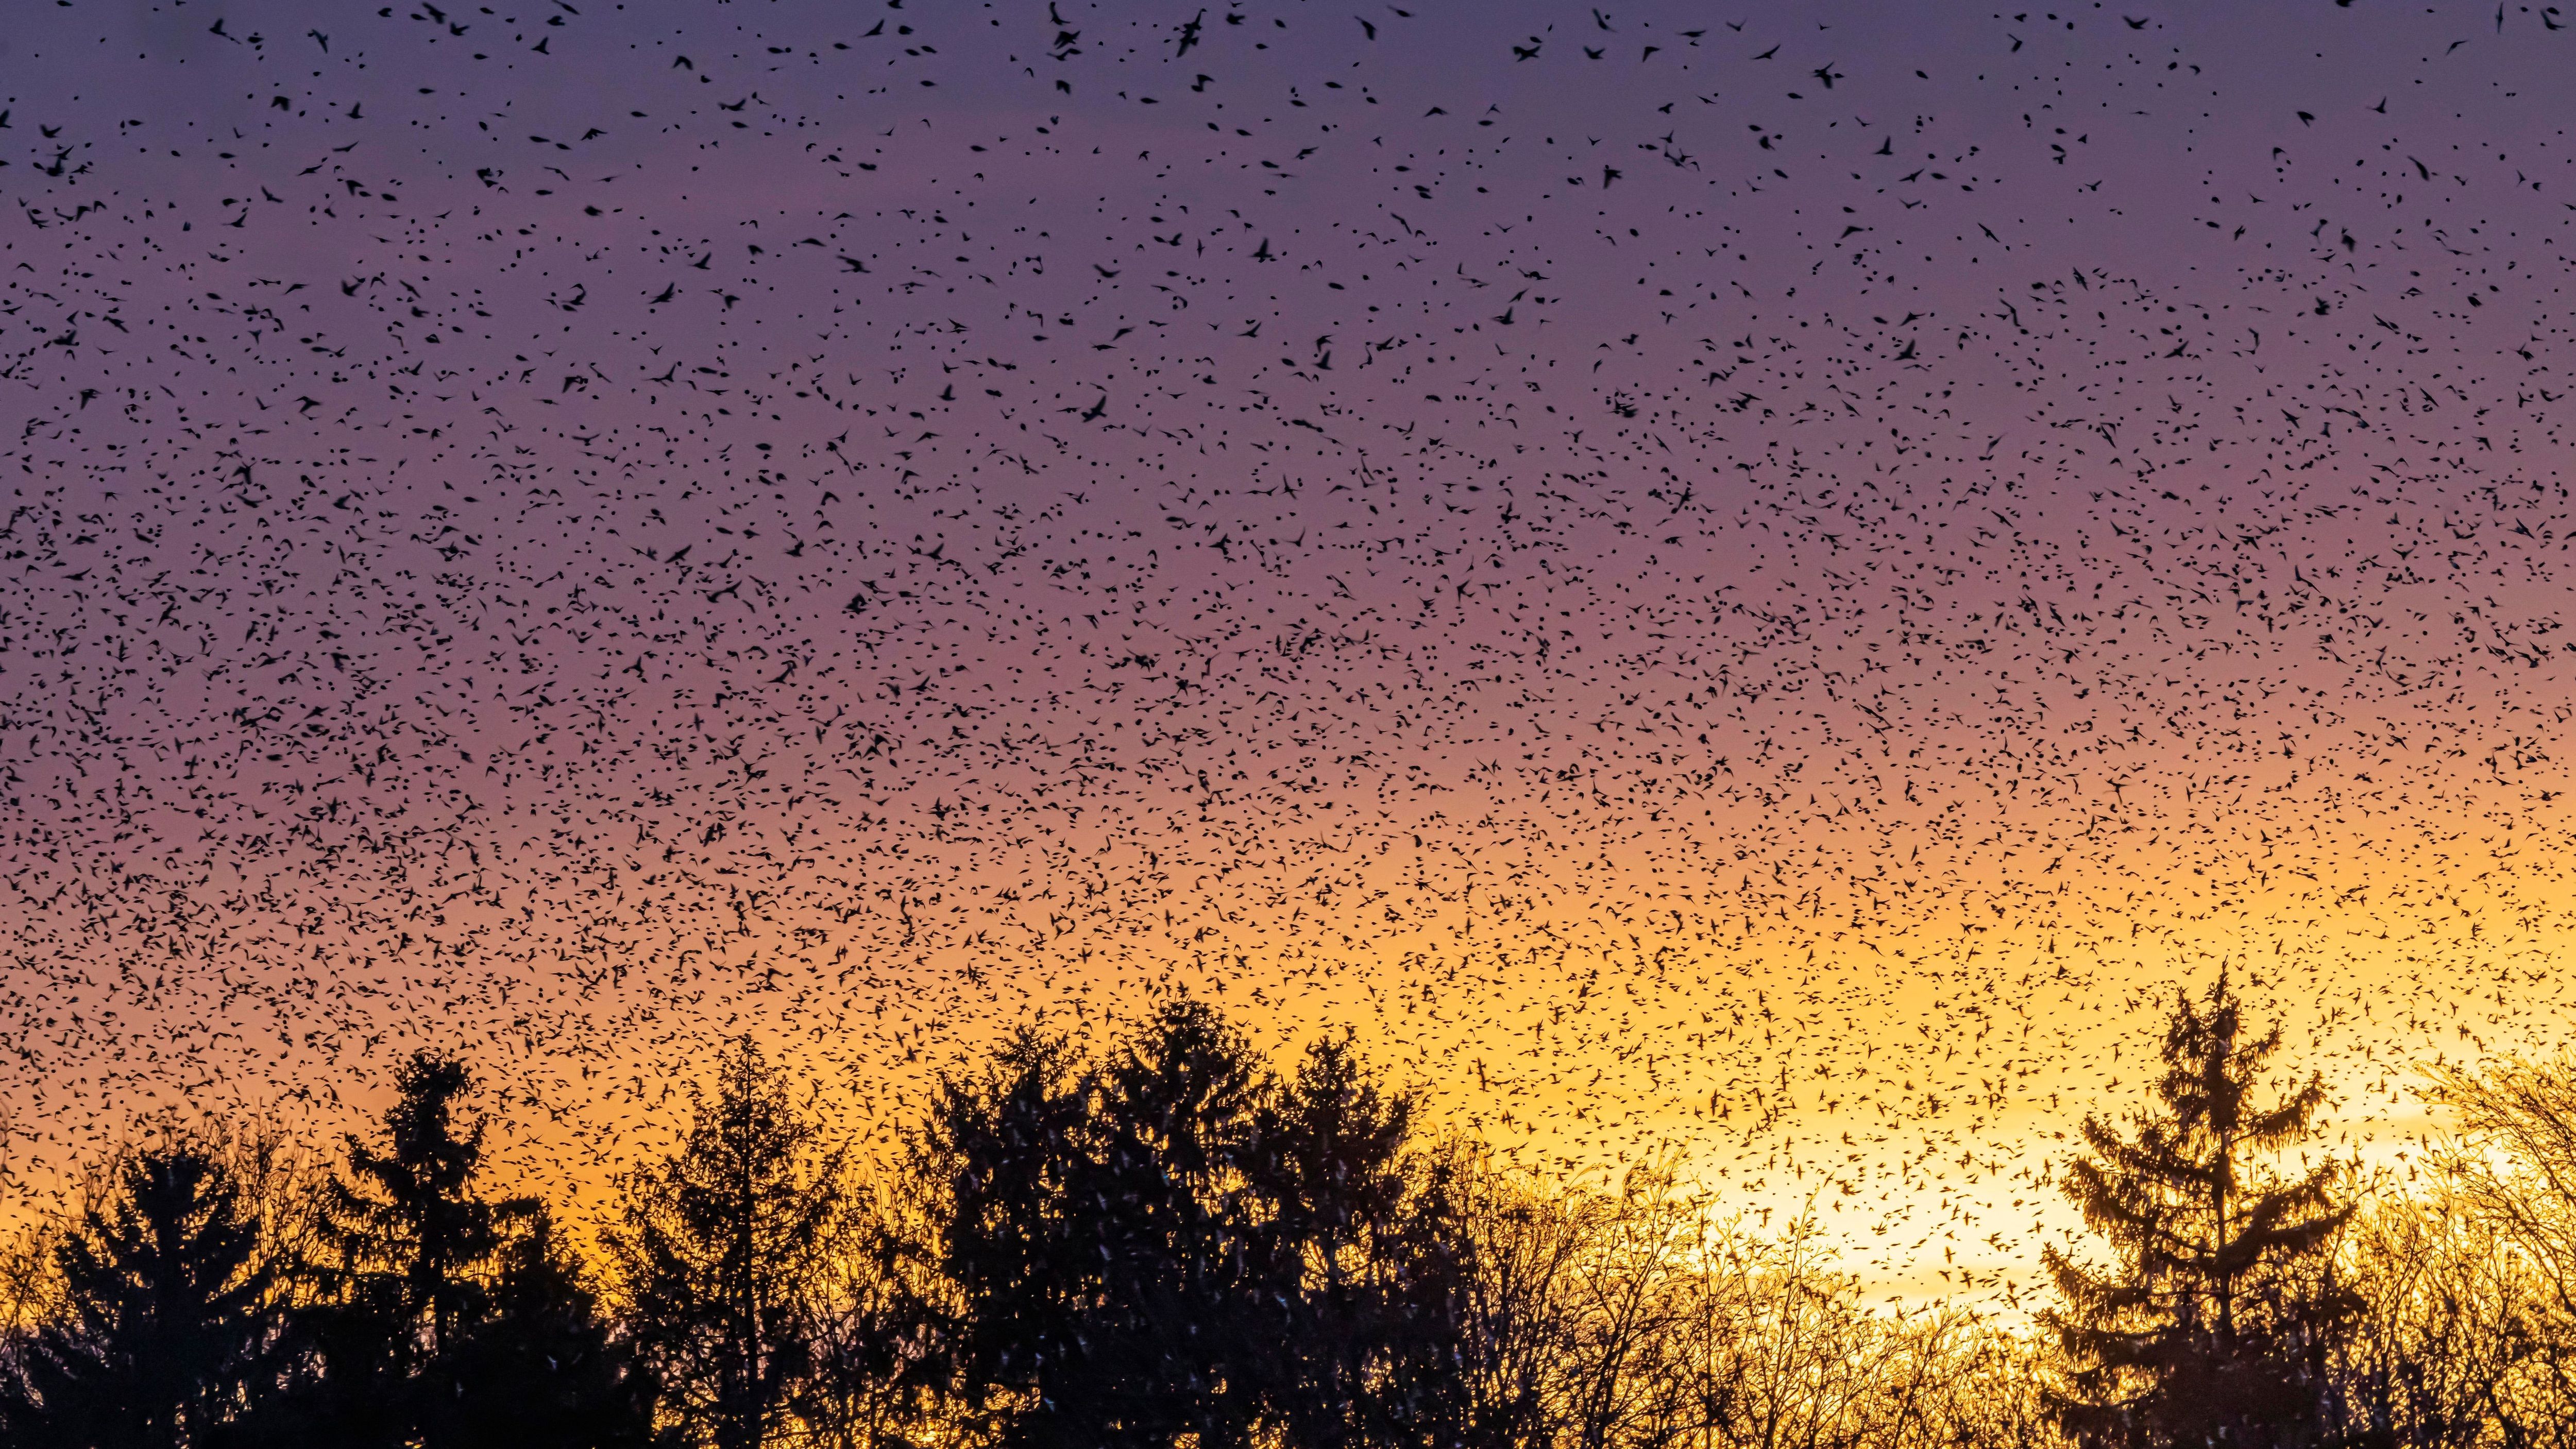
[929,1005,1454,1449]
[431,1210,653,1449]
[0,1140,284,1449]
[613,1036,849,1449]
[294,1050,642,1447]
[292,1051,532,1444]
[311,1051,534,1354]
[2042,971,2357,1449]
[922,1026,1097,1449]
[1081,997,1274,1449]
[1247,1035,1449,1449]
[926,1001,1275,1449]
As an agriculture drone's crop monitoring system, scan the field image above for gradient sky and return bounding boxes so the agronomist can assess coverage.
[6,0,2576,1300]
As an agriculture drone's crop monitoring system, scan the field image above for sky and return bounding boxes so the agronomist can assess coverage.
[6,0,2576,1300]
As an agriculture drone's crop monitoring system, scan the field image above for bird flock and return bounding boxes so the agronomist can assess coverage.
[3,0,2575,1301]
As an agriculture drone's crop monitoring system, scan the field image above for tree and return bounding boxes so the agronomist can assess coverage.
[430,1210,653,1449]
[2360,1049,2576,1446]
[927,1000,1277,1449]
[1080,997,1274,1449]
[613,1036,850,1449]
[795,1179,943,1449]
[1246,1036,1451,1449]
[0,1138,285,1449]
[2042,971,2357,1449]
[308,1049,534,1355]
[929,1008,1472,1449]
[2334,1174,2551,1449]
[920,1025,1096,1449]
[2427,1050,2576,1334]
[1420,1146,1582,1449]
[293,1049,647,1448]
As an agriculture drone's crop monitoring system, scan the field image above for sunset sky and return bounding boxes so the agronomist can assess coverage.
[6,0,2576,1300]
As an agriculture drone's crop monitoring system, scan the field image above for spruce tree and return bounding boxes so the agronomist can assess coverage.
[293,1049,647,1448]
[923,1026,1098,1449]
[927,1001,1280,1449]
[2042,971,2357,1449]
[309,1050,533,1359]
[0,1140,284,1449]
[1081,998,1273,1449]
[929,1004,1453,1449]
[612,1036,849,1449]
[293,1052,524,1444]
[431,1211,653,1449]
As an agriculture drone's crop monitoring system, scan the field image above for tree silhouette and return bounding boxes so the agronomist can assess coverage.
[293,1050,541,1446]
[1247,1035,1454,1449]
[613,1035,849,1449]
[921,1024,1097,1449]
[928,1001,1283,1449]
[795,1194,941,1449]
[2042,971,2357,1449]
[0,1139,284,1449]
[315,1050,532,1337]
[929,1003,1460,1449]
[1081,997,1274,1449]
[430,1209,653,1449]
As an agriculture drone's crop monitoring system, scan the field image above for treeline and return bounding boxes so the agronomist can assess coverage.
[4,983,2575,1449]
